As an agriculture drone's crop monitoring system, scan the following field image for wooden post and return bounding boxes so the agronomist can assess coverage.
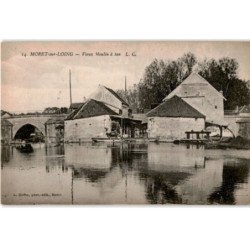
[69,69,72,106]
[219,126,223,138]
[206,132,210,139]
[196,132,200,139]
[121,117,123,138]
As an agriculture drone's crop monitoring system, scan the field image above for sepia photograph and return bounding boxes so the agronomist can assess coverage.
[1,41,250,205]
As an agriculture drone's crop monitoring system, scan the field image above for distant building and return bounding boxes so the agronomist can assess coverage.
[234,105,250,139]
[1,119,13,144]
[239,105,250,117]
[1,110,12,118]
[224,105,250,138]
[147,95,205,141]
[237,118,250,139]
[163,73,225,125]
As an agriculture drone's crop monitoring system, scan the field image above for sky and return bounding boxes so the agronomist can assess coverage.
[2,41,250,113]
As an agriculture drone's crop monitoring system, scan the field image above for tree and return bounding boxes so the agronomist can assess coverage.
[225,79,250,109]
[117,84,140,111]
[116,53,250,111]
[198,57,250,109]
[137,53,197,109]
[43,107,69,114]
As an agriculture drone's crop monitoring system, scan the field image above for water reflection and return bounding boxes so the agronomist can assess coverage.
[45,145,67,173]
[1,146,13,165]
[208,160,249,204]
[1,142,250,204]
[16,144,34,154]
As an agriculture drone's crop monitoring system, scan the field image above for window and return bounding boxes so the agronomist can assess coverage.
[215,105,217,109]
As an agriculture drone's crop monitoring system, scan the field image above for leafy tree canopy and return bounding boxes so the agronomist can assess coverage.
[116,53,250,111]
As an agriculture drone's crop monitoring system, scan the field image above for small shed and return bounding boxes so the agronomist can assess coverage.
[147,96,206,141]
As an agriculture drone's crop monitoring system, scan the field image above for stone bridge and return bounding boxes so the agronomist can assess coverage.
[5,114,64,139]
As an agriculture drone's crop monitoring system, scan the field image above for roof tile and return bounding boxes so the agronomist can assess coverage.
[147,95,205,118]
[67,99,118,120]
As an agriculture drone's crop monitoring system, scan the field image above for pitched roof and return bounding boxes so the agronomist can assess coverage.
[65,108,81,120]
[240,105,250,114]
[45,116,65,124]
[1,110,12,117]
[66,99,118,120]
[147,95,205,118]
[132,113,148,124]
[164,73,226,101]
[104,86,129,106]
[181,72,210,85]
[69,102,85,110]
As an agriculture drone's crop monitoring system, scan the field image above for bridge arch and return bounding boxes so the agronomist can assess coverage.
[14,123,45,140]
[8,117,48,140]
[6,115,65,141]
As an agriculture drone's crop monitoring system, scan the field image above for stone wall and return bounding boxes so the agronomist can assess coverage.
[7,116,49,138]
[147,117,205,141]
[224,115,239,137]
[45,123,63,143]
[182,94,224,125]
[1,124,12,143]
[64,115,112,142]
[165,81,224,124]
[238,123,250,139]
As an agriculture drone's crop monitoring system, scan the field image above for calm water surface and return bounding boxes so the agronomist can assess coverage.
[1,142,250,205]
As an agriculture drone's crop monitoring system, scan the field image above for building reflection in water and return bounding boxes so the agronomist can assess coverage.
[208,159,249,204]
[45,144,67,173]
[63,143,149,204]
[1,142,250,204]
[1,144,72,205]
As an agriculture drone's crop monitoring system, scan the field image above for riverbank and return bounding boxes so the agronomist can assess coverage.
[3,136,250,150]
[206,136,250,150]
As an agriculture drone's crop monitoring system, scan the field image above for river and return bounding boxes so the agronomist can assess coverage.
[1,142,250,205]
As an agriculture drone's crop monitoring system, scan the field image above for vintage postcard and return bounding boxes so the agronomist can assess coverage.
[1,41,250,205]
